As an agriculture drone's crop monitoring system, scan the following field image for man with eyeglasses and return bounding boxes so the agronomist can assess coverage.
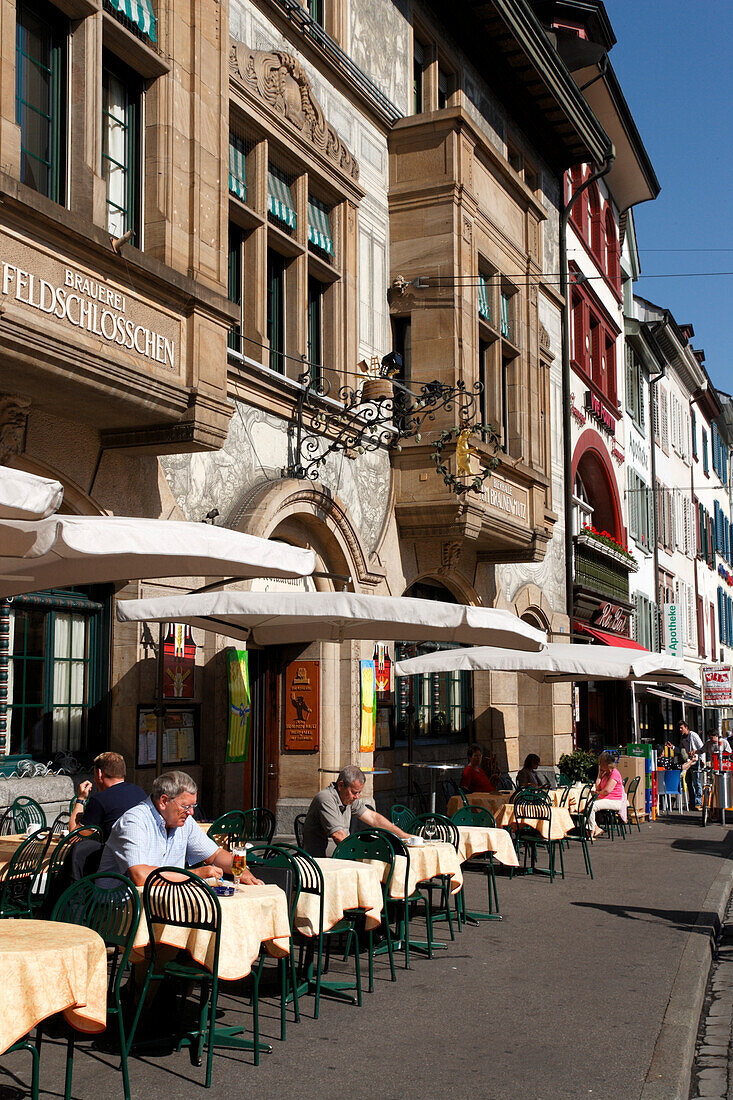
[99,770,262,886]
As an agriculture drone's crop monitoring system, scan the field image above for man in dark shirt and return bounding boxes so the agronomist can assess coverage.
[69,751,146,840]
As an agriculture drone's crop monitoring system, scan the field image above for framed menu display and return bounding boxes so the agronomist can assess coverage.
[136,704,200,768]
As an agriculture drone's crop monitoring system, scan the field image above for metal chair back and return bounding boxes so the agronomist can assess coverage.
[0,826,53,916]
[333,829,396,897]
[416,812,460,850]
[208,810,246,850]
[50,811,70,838]
[242,807,276,843]
[390,804,420,832]
[12,796,47,833]
[0,806,14,835]
[499,773,516,790]
[246,844,301,921]
[451,805,498,828]
[52,870,140,955]
[143,866,221,940]
[293,813,306,849]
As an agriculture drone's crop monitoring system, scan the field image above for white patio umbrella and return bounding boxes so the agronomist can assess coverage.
[394,641,697,686]
[0,464,63,521]
[115,589,547,649]
[0,514,317,597]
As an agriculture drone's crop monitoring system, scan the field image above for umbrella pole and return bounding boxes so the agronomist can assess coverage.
[631,682,639,745]
[155,623,166,774]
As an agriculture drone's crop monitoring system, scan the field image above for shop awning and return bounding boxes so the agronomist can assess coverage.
[115,590,548,649]
[107,0,156,42]
[575,624,647,650]
[0,515,316,598]
[394,641,696,686]
[267,167,297,230]
[228,135,247,202]
[478,273,491,322]
[308,197,333,255]
[0,464,63,521]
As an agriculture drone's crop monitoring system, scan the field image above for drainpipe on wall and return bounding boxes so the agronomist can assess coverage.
[560,151,615,627]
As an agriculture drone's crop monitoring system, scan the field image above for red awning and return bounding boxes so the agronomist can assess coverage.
[575,623,647,650]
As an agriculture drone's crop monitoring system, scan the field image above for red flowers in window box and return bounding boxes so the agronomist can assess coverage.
[580,524,634,560]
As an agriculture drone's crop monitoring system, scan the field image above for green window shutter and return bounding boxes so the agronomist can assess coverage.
[228,134,247,201]
[307,196,333,255]
[478,274,491,322]
[500,291,511,338]
[267,166,297,230]
[108,0,156,42]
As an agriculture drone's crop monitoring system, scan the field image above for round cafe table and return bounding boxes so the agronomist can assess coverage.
[402,762,464,813]
[0,919,108,1055]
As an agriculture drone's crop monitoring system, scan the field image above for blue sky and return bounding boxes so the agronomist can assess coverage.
[607,2,733,395]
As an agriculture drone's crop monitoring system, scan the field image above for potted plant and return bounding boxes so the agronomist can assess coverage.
[558,749,597,784]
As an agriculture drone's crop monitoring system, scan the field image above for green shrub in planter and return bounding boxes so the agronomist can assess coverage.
[558,749,597,784]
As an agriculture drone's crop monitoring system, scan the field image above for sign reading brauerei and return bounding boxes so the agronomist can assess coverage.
[0,228,180,371]
[702,665,733,707]
[481,474,529,524]
[284,661,320,751]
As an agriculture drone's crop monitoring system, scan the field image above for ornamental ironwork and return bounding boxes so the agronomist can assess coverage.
[284,353,498,493]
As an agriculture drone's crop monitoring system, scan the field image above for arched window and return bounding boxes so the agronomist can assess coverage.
[572,473,593,536]
[605,208,619,289]
[588,183,602,259]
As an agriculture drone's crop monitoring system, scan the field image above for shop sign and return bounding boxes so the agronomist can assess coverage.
[591,602,628,634]
[663,602,684,658]
[163,623,196,698]
[480,474,529,524]
[701,665,733,707]
[284,661,320,751]
[628,435,649,470]
[226,649,251,763]
[585,391,616,436]
[0,229,179,370]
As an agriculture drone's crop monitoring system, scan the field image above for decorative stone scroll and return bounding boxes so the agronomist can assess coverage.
[230,42,360,182]
[0,394,30,462]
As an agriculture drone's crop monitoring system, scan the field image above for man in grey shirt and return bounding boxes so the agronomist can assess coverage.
[302,764,414,857]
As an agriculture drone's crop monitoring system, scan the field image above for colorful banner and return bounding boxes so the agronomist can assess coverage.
[701,665,733,707]
[360,659,376,753]
[163,622,196,698]
[226,649,251,763]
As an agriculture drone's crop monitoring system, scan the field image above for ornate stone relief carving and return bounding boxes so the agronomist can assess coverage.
[230,42,360,182]
[539,325,551,351]
[0,395,30,462]
[441,540,463,571]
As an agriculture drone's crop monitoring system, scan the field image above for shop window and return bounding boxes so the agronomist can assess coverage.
[394,643,472,744]
[102,52,142,240]
[6,590,108,760]
[267,250,286,374]
[15,0,67,203]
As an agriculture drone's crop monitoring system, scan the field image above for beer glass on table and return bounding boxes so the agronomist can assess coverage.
[231,845,247,886]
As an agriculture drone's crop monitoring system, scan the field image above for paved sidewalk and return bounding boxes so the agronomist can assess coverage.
[1,815,731,1100]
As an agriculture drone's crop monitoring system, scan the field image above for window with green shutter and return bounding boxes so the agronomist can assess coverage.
[268,166,297,230]
[478,273,491,323]
[307,197,333,256]
[229,134,247,202]
[104,0,156,43]
[16,0,67,203]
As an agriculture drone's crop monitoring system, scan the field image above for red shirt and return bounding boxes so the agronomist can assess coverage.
[460,765,496,793]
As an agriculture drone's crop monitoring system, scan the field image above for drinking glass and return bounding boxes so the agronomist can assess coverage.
[231,845,247,886]
[424,820,437,843]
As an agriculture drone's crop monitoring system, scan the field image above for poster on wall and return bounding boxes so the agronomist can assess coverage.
[284,661,320,751]
[226,649,251,763]
[701,665,733,707]
[360,660,376,753]
[163,623,196,698]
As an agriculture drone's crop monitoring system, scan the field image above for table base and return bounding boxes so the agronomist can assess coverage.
[463,909,502,923]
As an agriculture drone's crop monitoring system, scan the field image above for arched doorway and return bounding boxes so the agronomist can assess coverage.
[571,438,624,542]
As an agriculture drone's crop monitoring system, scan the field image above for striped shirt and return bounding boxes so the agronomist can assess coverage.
[99,796,218,876]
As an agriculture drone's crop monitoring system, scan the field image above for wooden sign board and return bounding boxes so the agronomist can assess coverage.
[284,661,320,751]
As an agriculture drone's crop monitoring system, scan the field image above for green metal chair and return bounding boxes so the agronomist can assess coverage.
[390,804,420,832]
[37,825,103,916]
[376,832,434,968]
[207,810,246,850]
[513,797,564,882]
[246,843,303,1043]
[3,1036,39,1100]
[0,827,53,918]
[0,806,15,835]
[333,829,397,993]
[563,795,596,879]
[556,773,571,787]
[242,807,276,844]
[11,796,47,833]
[46,872,141,1100]
[293,813,306,849]
[450,805,501,917]
[415,813,460,938]
[557,786,571,808]
[626,776,642,832]
[128,867,223,1088]
[510,786,549,804]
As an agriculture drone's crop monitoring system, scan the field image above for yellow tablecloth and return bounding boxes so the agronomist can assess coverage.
[0,920,108,1055]
[0,834,60,876]
[456,826,519,868]
[366,841,463,900]
[293,857,384,937]
[447,792,512,818]
[492,803,576,841]
[131,883,290,982]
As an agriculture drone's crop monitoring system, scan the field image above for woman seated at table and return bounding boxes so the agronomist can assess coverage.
[460,744,497,794]
[515,754,541,789]
[588,751,627,832]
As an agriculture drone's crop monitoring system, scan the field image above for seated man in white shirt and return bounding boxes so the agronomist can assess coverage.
[99,770,262,886]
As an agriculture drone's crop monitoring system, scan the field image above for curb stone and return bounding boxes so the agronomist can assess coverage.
[640,830,733,1100]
